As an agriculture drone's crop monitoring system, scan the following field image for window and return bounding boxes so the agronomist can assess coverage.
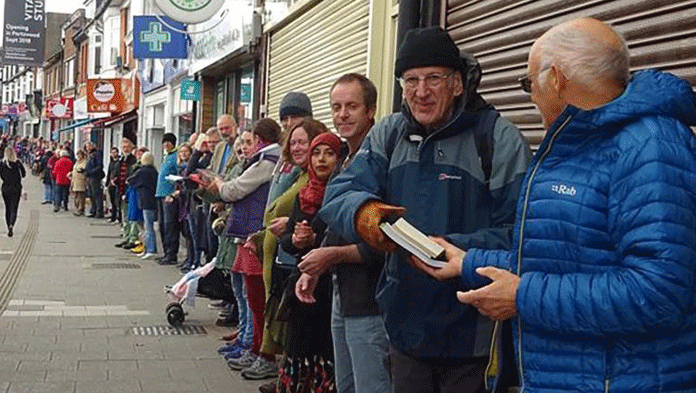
[108,17,120,66]
[64,59,75,88]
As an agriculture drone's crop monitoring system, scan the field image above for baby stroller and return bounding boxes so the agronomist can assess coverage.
[164,261,236,326]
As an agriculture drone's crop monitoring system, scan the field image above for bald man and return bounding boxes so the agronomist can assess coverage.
[411,18,696,393]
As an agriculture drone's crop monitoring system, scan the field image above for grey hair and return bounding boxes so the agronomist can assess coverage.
[141,152,154,166]
[537,25,630,88]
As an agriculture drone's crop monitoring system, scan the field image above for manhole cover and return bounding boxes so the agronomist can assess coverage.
[89,263,141,269]
[130,325,207,336]
[90,235,122,239]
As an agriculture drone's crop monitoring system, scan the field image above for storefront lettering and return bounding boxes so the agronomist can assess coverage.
[191,28,241,60]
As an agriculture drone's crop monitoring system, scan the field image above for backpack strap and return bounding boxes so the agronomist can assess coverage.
[472,108,499,184]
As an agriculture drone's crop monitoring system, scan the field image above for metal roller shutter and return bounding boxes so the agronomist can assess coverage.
[266,0,370,127]
[445,0,696,147]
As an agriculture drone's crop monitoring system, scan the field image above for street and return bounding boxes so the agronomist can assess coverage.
[0,176,260,393]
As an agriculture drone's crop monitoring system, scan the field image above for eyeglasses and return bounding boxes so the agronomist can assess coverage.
[518,67,551,93]
[398,71,455,90]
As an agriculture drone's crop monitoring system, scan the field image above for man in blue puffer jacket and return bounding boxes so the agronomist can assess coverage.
[413,18,696,393]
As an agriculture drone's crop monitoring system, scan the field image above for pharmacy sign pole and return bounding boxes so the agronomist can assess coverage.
[3,0,46,66]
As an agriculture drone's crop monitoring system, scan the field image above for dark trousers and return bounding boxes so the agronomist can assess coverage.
[89,178,104,217]
[108,186,121,222]
[2,190,21,228]
[390,345,487,393]
[54,185,69,210]
[205,204,218,263]
[158,198,181,262]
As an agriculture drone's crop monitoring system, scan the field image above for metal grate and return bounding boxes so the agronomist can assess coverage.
[130,325,207,336]
[89,263,141,269]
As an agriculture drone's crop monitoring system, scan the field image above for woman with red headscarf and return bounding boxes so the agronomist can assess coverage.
[276,131,342,393]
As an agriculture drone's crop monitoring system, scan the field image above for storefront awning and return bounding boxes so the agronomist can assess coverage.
[57,118,100,133]
[92,109,138,128]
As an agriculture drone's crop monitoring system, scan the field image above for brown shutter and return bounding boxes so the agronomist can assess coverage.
[445,0,696,147]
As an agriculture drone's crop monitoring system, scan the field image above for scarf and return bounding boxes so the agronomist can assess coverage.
[298,132,342,216]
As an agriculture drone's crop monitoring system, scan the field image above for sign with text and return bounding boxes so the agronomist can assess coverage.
[87,78,140,114]
[180,79,200,101]
[133,16,187,59]
[3,0,46,65]
[44,97,74,119]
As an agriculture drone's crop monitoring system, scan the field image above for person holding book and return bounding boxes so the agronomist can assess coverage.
[410,18,696,393]
[319,27,531,393]
[294,73,391,393]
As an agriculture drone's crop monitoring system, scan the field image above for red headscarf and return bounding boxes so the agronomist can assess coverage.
[298,132,342,216]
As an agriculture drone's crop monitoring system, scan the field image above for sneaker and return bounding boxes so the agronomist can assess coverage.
[222,342,251,359]
[7,226,12,237]
[228,351,258,371]
[141,253,157,260]
[157,258,177,266]
[131,244,144,254]
[114,241,127,248]
[123,242,137,250]
[242,357,277,380]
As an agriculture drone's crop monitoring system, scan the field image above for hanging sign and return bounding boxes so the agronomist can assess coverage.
[44,98,74,119]
[2,0,46,65]
[133,16,187,59]
[87,79,125,113]
[153,0,225,24]
[180,79,201,101]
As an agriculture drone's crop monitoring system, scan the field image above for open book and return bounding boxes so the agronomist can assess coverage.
[380,218,447,268]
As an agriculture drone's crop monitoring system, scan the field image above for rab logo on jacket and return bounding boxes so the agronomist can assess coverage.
[551,184,577,196]
[439,173,462,181]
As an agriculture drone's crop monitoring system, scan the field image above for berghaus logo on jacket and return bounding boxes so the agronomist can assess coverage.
[439,173,462,181]
[551,184,577,196]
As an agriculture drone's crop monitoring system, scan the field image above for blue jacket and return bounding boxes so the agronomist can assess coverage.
[462,70,696,393]
[127,165,158,211]
[156,148,178,198]
[320,99,531,359]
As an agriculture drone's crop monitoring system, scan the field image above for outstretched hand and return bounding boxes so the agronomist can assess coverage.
[295,273,318,303]
[457,267,520,321]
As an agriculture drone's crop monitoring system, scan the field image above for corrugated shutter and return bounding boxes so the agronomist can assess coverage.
[266,0,369,126]
[446,0,696,147]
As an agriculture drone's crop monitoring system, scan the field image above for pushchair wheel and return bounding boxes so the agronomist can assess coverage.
[166,303,185,326]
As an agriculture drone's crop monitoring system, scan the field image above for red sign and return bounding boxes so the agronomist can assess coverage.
[44,97,74,119]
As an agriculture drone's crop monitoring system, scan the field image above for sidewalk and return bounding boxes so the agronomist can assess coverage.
[0,176,261,393]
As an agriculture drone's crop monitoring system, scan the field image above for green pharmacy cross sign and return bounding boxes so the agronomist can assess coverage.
[141,22,172,52]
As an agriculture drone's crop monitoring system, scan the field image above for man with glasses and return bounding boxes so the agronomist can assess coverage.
[410,18,696,393]
[319,26,530,393]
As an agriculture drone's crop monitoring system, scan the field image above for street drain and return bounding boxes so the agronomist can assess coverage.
[130,325,207,336]
[89,263,141,269]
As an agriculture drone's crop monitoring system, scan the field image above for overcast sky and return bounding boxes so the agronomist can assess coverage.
[1,0,86,41]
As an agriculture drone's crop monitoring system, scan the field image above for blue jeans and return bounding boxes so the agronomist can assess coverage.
[43,183,53,202]
[231,271,253,346]
[143,209,157,254]
[331,282,391,393]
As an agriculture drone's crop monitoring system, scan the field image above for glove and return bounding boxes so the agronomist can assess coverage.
[212,216,226,236]
[355,200,406,252]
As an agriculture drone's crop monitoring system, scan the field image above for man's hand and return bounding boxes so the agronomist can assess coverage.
[299,247,337,276]
[355,201,406,252]
[243,237,257,253]
[457,267,520,321]
[212,202,225,214]
[295,273,318,303]
[292,220,315,249]
[408,237,465,280]
[164,196,174,204]
[268,217,289,237]
[207,177,223,195]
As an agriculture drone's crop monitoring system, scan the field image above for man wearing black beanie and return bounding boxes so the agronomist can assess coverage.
[319,27,532,393]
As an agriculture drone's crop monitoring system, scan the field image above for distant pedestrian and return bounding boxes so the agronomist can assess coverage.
[69,150,88,216]
[85,142,105,218]
[52,150,73,213]
[0,146,26,237]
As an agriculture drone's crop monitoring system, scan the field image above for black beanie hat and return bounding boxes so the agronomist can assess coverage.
[162,132,177,145]
[394,27,464,77]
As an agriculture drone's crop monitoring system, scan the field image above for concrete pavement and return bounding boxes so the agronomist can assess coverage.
[0,176,261,393]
